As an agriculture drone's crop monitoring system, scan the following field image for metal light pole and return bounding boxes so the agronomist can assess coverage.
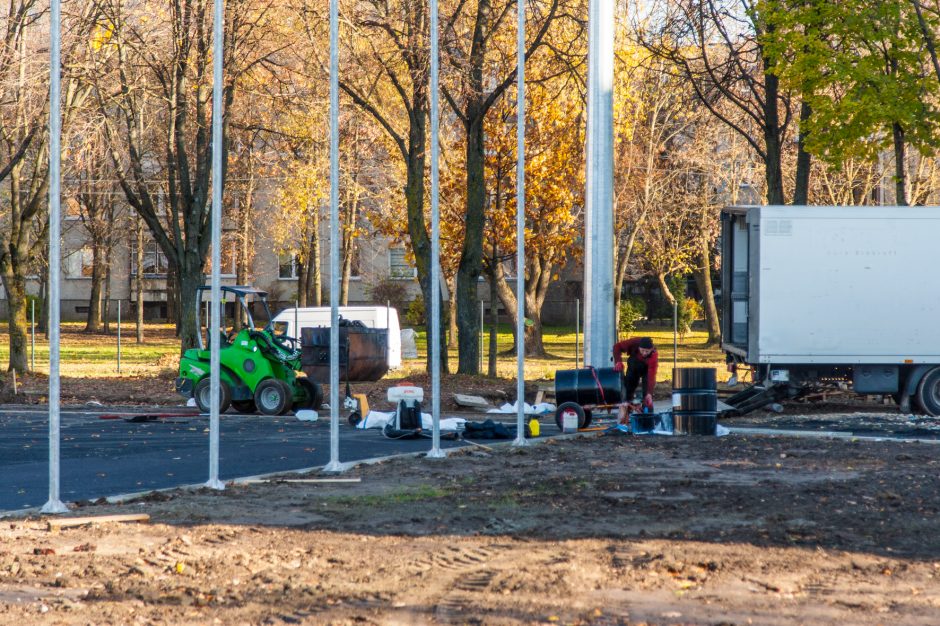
[427,0,445,459]
[512,0,527,447]
[205,0,225,491]
[324,0,343,472]
[583,0,615,368]
[41,0,67,515]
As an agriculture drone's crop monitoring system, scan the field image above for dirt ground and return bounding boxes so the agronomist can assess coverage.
[3,427,940,625]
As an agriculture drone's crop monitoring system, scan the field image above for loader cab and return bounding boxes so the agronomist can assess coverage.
[720,207,754,358]
[195,285,277,351]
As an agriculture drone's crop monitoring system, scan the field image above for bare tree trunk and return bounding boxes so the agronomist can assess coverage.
[102,239,113,334]
[86,243,103,332]
[613,222,642,327]
[235,177,254,330]
[166,262,179,329]
[309,206,322,306]
[523,292,548,358]
[657,273,676,307]
[448,277,458,349]
[792,100,812,205]
[693,252,721,345]
[892,121,908,206]
[39,271,48,338]
[1,270,28,372]
[297,260,308,307]
[340,237,353,306]
[487,267,497,377]
[136,217,144,343]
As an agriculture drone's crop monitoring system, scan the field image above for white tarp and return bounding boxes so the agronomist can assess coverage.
[356,410,465,431]
[487,401,555,415]
[400,329,418,358]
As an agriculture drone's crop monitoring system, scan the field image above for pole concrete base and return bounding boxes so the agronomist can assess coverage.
[41,499,68,514]
[204,479,225,491]
[323,460,345,473]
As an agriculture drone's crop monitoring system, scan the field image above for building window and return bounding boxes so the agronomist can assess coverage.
[279,252,299,279]
[66,246,95,278]
[205,233,237,277]
[64,197,81,220]
[388,247,416,280]
[131,240,170,277]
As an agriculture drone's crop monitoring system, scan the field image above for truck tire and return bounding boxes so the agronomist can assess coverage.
[255,379,293,416]
[194,378,232,414]
[294,377,324,410]
[916,367,940,417]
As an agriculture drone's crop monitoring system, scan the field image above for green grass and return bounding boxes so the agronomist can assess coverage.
[0,321,727,384]
[325,484,452,507]
[407,323,727,382]
[0,322,180,378]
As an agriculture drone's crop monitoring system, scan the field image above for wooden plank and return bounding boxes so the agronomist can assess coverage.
[47,514,150,530]
[534,390,544,405]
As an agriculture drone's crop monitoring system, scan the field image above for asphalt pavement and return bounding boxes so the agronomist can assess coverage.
[0,405,474,514]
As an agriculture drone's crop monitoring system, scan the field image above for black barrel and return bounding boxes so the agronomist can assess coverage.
[672,367,718,435]
[555,367,625,407]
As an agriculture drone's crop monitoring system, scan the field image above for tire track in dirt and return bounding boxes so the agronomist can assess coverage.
[393,542,513,623]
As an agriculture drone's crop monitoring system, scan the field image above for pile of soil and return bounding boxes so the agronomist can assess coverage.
[3,432,940,624]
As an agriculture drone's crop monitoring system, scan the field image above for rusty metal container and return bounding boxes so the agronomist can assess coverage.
[300,322,389,383]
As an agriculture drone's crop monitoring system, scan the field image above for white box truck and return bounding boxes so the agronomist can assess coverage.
[271,306,402,369]
[721,205,940,415]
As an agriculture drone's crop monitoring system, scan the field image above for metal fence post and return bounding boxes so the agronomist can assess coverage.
[117,300,122,373]
[512,0,527,448]
[30,299,35,372]
[575,298,580,369]
[427,0,444,459]
[41,0,67,515]
[673,300,678,369]
[324,0,344,472]
[479,300,484,373]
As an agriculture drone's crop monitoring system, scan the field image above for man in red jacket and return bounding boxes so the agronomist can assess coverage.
[613,336,658,410]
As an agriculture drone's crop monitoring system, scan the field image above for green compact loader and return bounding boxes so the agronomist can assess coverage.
[175,286,323,416]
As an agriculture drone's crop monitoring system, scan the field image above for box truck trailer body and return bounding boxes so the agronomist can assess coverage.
[720,205,940,415]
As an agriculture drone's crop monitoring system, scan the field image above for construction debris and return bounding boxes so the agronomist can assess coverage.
[453,394,491,409]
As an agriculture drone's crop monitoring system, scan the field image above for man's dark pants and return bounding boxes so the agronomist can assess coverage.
[623,354,648,402]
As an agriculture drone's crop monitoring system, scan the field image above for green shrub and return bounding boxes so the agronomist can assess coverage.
[668,274,694,333]
[369,279,411,316]
[618,296,647,335]
[404,296,426,326]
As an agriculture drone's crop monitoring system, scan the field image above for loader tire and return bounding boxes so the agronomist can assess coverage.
[294,377,323,411]
[255,379,293,416]
[194,378,232,415]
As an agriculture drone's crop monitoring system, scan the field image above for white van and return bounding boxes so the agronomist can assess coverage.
[272,306,402,369]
